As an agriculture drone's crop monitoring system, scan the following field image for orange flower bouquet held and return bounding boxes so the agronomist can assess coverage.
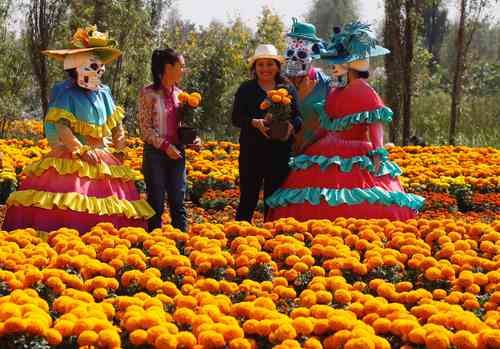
[178,91,202,145]
[260,87,293,140]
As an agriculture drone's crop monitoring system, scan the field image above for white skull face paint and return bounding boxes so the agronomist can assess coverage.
[285,37,315,77]
[76,55,105,91]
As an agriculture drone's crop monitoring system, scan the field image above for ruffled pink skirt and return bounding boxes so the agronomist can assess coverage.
[3,149,151,234]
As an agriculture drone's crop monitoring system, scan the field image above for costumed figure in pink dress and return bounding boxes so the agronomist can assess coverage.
[267,22,424,221]
[2,26,154,233]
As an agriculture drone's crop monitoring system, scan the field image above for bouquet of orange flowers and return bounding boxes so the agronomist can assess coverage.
[178,91,202,145]
[260,87,293,140]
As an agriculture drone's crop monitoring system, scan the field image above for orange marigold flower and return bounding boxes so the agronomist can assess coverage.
[292,317,314,336]
[174,308,196,325]
[334,289,352,304]
[45,328,63,346]
[229,337,252,349]
[77,330,99,346]
[155,333,178,349]
[452,330,478,349]
[198,330,226,349]
[425,331,450,349]
[129,329,148,346]
[3,317,27,334]
[177,331,197,348]
[344,337,375,349]
[54,319,74,337]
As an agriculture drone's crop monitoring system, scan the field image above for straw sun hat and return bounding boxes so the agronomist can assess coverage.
[42,25,122,67]
[248,44,285,66]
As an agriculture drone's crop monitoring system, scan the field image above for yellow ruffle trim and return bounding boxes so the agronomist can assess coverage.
[45,106,125,138]
[7,189,155,220]
[22,157,141,182]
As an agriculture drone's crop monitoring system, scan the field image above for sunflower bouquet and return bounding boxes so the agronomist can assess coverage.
[260,87,293,140]
[178,91,202,145]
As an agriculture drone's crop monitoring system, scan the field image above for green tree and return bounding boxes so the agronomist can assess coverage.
[421,0,448,67]
[306,0,358,39]
[254,6,285,53]
[161,17,253,139]
[26,0,69,117]
[449,0,496,145]
[0,1,31,137]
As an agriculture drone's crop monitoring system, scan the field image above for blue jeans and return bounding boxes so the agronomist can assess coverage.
[142,144,187,231]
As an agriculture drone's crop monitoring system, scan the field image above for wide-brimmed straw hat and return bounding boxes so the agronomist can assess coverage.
[248,44,285,66]
[42,25,122,66]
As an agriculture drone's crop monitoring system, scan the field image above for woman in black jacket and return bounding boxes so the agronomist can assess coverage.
[232,44,302,222]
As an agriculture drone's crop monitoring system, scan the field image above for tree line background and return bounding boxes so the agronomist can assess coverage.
[0,0,498,147]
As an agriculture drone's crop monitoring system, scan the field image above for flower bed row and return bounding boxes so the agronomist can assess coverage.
[0,218,500,348]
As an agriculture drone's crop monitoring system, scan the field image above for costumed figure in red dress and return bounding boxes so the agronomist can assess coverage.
[267,22,424,221]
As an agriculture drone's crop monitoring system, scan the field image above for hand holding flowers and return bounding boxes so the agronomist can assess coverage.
[177,91,202,145]
[259,87,293,140]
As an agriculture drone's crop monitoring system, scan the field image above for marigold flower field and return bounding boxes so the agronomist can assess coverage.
[0,134,499,348]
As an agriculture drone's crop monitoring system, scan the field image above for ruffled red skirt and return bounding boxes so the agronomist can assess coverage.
[267,133,419,222]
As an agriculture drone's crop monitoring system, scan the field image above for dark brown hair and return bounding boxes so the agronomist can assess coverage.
[151,48,182,90]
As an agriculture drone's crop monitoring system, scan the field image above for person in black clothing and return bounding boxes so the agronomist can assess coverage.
[232,44,303,222]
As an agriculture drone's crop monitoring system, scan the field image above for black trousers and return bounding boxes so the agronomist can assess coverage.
[236,144,291,222]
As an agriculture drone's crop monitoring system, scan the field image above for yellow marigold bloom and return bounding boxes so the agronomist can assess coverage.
[72,318,95,336]
[328,315,353,332]
[425,331,450,349]
[451,330,478,349]
[174,308,195,325]
[54,319,74,337]
[242,319,259,335]
[77,330,99,346]
[274,323,297,341]
[292,317,314,336]
[334,289,352,304]
[3,317,27,334]
[229,337,252,349]
[175,295,198,309]
[222,325,244,342]
[372,318,391,334]
[198,330,226,349]
[98,329,121,347]
[45,328,63,346]
[344,337,376,349]
[303,337,322,349]
[0,302,21,321]
[253,297,275,310]
[155,333,178,349]
[129,329,148,346]
[177,331,197,348]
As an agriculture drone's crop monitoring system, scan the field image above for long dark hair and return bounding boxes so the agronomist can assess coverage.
[250,59,288,85]
[151,48,182,90]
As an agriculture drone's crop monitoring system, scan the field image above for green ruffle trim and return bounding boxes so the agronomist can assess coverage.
[266,186,425,211]
[289,154,403,177]
[313,103,393,132]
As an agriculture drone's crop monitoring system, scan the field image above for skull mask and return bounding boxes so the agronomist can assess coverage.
[76,55,105,91]
[284,37,315,77]
[64,52,105,91]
